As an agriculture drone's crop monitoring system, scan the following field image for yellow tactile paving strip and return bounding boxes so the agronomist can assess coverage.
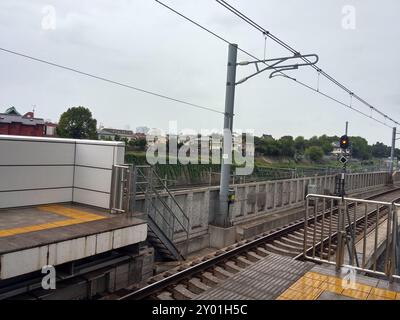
[0,204,106,238]
[276,271,400,300]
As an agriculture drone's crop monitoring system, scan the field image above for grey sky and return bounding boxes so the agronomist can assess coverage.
[0,0,399,145]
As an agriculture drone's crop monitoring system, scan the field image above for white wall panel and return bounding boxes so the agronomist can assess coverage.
[113,225,147,249]
[0,139,75,165]
[96,232,113,254]
[0,136,124,209]
[0,247,45,279]
[0,166,73,191]
[113,145,125,165]
[0,188,73,209]
[75,143,115,169]
[55,238,86,265]
[73,166,111,193]
[73,188,109,209]
[0,223,147,279]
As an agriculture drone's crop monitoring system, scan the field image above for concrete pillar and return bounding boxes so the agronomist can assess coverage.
[244,185,249,216]
[254,183,259,214]
[273,182,277,209]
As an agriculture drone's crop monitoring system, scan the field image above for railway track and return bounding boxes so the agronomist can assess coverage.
[103,187,400,300]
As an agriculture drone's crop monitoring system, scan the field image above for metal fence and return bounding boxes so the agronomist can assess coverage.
[304,194,399,280]
[109,164,132,214]
[109,164,190,257]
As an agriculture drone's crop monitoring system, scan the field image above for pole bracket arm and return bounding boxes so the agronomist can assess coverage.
[235,53,319,85]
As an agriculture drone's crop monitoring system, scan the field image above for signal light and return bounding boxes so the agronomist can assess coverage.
[340,135,349,149]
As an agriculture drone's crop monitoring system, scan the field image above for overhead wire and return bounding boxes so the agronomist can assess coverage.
[215,0,400,127]
[0,48,224,115]
[155,0,392,128]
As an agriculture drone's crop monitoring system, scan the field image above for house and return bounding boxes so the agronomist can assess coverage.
[0,107,45,137]
[331,141,342,156]
[136,126,149,134]
[97,127,135,141]
[44,121,58,137]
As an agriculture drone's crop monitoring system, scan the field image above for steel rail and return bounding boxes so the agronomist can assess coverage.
[117,187,400,300]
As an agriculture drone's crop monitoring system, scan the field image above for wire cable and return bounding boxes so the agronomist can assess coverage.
[155,0,393,128]
[0,47,225,115]
[215,0,400,127]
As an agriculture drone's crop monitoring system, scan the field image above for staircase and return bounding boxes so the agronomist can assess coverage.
[133,166,190,261]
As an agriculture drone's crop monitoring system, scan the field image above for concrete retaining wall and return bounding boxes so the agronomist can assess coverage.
[135,171,389,250]
[0,135,125,209]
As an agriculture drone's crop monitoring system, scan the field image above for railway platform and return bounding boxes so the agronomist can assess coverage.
[0,203,147,280]
[196,253,400,300]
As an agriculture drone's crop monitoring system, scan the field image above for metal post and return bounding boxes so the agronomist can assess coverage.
[216,43,238,227]
[341,122,348,198]
[336,200,346,270]
[389,127,396,182]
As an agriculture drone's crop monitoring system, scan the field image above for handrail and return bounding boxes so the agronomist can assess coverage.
[137,167,189,233]
[135,183,174,234]
[134,165,190,257]
[304,193,400,281]
[149,168,190,223]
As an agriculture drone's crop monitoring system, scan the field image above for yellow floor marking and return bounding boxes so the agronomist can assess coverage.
[370,287,397,299]
[342,288,369,300]
[276,271,400,300]
[0,205,106,238]
[367,294,391,300]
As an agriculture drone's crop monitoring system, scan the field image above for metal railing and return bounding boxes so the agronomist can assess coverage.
[304,194,399,280]
[110,164,190,258]
[109,164,132,214]
[133,165,190,257]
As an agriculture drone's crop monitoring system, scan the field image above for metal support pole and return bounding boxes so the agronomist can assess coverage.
[336,200,346,270]
[389,127,396,182]
[216,43,238,227]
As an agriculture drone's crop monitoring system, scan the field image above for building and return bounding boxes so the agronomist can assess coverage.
[0,107,45,137]
[136,126,150,135]
[44,121,58,137]
[331,141,342,156]
[97,128,135,141]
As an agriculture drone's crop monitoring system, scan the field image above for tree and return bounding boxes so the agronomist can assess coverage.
[129,137,147,151]
[278,136,295,157]
[57,106,97,139]
[317,135,334,154]
[294,136,306,153]
[305,146,324,162]
[349,136,371,160]
[371,142,390,158]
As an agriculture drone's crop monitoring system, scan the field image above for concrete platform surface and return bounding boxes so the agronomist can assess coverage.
[196,254,314,300]
[194,253,400,300]
[0,203,147,280]
[278,263,400,300]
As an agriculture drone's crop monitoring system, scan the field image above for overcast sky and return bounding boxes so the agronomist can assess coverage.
[0,0,399,145]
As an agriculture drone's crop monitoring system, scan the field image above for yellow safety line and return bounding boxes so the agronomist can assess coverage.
[0,205,106,238]
[276,271,400,300]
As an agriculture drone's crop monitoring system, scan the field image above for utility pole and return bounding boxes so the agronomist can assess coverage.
[389,127,396,178]
[214,44,317,227]
[340,122,349,198]
[215,43,237,227]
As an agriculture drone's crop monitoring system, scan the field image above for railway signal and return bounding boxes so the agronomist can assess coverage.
[340,135,349,150]
[339,155,348,165]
